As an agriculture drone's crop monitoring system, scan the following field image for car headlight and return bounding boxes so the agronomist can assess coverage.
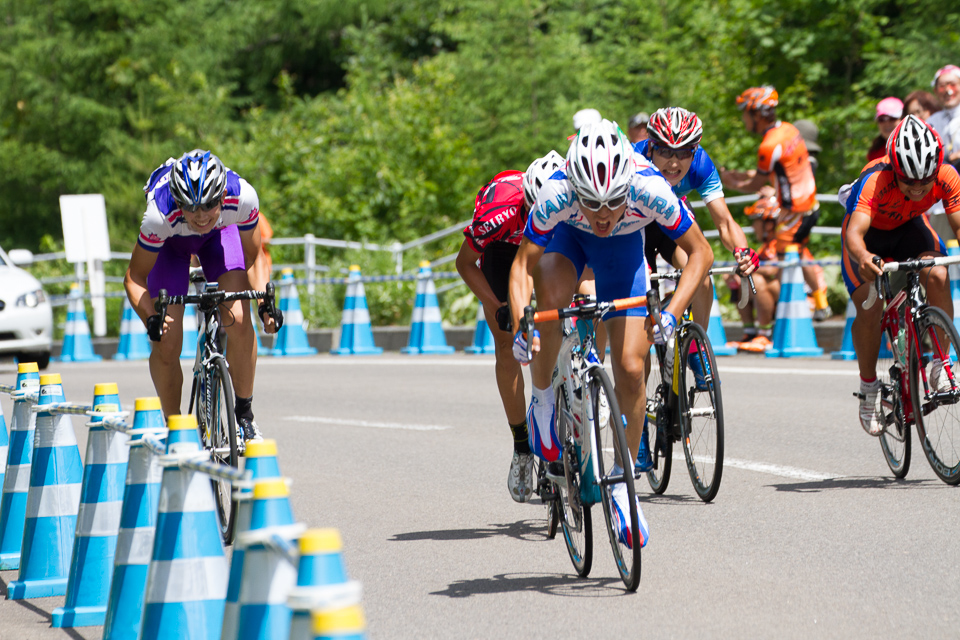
[16,289,46,308]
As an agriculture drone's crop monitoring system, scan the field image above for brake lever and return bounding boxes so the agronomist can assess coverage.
[523,305,535,362]
[737,275,756,310]
[862,256,884,310]
[154,289,169,338]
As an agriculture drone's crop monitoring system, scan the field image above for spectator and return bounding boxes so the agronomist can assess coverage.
[794,119,822,173]
[904,90,941,122]
[728,193,781,352]
[867,97,903,162]
[928,65,960,168]
[627,112,650,143]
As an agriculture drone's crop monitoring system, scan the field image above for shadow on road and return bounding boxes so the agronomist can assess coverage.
[769,476,939,492]
[0,573,89,640]
[390,519,549,543]
[430,572,628,598]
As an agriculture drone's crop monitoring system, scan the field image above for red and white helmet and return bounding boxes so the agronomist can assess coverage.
[566,120,633,205]
[523,150,564,208]
[887,115,943,181]
[647,107,703,149]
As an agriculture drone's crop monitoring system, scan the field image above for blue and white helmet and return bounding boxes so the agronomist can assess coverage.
[169,149,227,210]
[566,120,633,204]
[523,150,564,208]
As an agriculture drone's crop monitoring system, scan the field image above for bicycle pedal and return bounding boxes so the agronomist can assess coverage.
[544,464,567,490]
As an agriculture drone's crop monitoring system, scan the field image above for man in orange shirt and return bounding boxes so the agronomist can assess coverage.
[720,86,831,320]
[841,115,960,435]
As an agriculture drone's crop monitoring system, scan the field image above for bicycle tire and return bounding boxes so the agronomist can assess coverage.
[554,386,592,575]
[909,306,960,485]
[590,367,642,591]
[877,328,911,479]
[198,357,239,543]
[646,344,673,494]
[678,323,724,502]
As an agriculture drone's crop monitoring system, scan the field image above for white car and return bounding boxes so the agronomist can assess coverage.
[0,246,53,369]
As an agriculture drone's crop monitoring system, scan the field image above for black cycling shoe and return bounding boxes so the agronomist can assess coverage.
[238,417,263,442]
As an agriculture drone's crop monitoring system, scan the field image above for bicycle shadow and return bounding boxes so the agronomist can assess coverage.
[0,573,89,640]
[640,492,703,505]
[389,519,551,544]
[430,572,628,599]
[768,476,939,493]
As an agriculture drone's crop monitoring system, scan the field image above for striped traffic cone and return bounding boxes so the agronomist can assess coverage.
[464,302,496,354]
[707,278,736,356]
[114,297,151,360]
[58,284,102,362]
[332,266,382,356]
[52,383,129,627]
[102,397,167,640]
[0,362,40,570]
[272,269,318,357]
[0,393,7,535]
[766,245,823,358]
[222,440,286,640]
[7,373,83,599]
[311,604,367,640]
[288,529,362,640]
[181,303,199,359]
[140,414,228,640]
[402,261,454,355]
[831,298,858,361]
[232,478,305,640]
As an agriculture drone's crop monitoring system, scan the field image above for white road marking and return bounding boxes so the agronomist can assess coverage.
[717,365,858,377]
[284,415,451,431]
[608,449,844,481]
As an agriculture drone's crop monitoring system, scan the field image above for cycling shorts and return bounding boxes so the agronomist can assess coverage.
[841,216,946,295]
[543,222,650,318]
[775,208,820,253]
[480,241,519,304]
[147,225,246,298]
[642,223,679,273]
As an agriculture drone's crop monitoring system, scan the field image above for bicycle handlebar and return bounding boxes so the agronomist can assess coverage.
[651,265,755,310]
[862,254,960,310]
[154,283,281,339]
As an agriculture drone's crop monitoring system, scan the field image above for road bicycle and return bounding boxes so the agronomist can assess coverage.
[643,267,729,502]
[863,255,960,484]
[524,293,651,591]
[155,273,281,543]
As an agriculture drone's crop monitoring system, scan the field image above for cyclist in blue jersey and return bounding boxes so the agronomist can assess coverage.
[508,119,714,546]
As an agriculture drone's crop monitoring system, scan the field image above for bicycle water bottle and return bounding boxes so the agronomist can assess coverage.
[894,326,907,368]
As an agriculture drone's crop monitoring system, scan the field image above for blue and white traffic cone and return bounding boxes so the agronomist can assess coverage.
[140,414,228,640]
[114,297,151,361]
[464,302,496,355]
[102,397,167,640]
[0,362,40,570]
[222,440,286,640]
[7,373,83,599]
[288,529,362,640]
[403,261,454,355]
[707,278,736,356]
[272,269,318,357]
[232,478,305,640]
[311,604,367,640]
[0,393,7,535]
[831,298,857,361]
[332,266,382,356]
[181,303,199,359]
[766,245,823,358]
[58,284,102,362]
[53,383,129,627]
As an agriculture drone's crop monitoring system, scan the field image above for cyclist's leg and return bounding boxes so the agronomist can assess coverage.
[217,268,257,399]
[148,304,185,416]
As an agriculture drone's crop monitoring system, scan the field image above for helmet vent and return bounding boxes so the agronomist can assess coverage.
[597,163,607,185]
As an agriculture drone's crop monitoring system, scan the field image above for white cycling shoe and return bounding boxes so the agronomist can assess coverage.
[857,381,883,436]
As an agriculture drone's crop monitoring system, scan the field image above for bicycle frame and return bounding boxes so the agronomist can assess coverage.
[187,284,230,449]
[877,276,921,423]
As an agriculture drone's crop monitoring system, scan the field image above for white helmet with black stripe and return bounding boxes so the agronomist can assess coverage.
[565,120,634,208]
[523,150,564,208]
[169,149,227,210]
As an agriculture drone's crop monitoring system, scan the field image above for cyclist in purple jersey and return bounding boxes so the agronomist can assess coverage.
[124,150,278,441]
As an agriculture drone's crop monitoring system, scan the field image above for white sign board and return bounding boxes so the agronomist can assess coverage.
[59,194,111,263]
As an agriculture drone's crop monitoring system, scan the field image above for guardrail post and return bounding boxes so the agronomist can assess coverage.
[391,241,403,275]
[305,234,316,296]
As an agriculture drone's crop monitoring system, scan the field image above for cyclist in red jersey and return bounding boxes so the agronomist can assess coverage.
[456,152,564,503]
[841,115,960,434]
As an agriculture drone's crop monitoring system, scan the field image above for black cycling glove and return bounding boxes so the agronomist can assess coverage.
[495,305,512,332]
[146,314,163,342]
[258,301,284,330]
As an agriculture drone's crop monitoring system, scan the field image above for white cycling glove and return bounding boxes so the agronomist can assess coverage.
[652,311,677,345]
[512,329,538,365]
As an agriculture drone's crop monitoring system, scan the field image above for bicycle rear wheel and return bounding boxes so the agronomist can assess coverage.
[645,344,673,494]
[590,367,641,591]
[554,384,591,575]
[196,357,239,543]
[909,306,960,484]
[679,323,724,502]
[877,329,911,479]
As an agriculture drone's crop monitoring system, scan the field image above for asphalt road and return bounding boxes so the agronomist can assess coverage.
[0,353,958,639]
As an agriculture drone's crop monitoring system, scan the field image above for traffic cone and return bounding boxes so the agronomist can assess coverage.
[766,245,823,358]
[231,478,305,640]
[222,440,286,640]
[332,266,382,356]
[58,284,102,362]
[311,604,367,640]
[707,278,736,356]
[114,297,151,360]
[831,298,858,361]
[402,261,454,355]
[52,383,129,627]
[102,397,167,640]
[272,269,318,357]
[7,373,83,599]
[0,362,40,570]
[464,302,496,355]
[0,393,7,536]
[181,303,199,359]
[288,529,362,640]
[140,414,228,640]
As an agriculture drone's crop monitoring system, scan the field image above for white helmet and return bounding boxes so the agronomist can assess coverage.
[523,150,564,208]
[887,114,943,181]
[566,120,634,208]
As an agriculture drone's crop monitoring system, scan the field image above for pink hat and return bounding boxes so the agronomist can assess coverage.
[875,97,903,120]
[932,65,960,87]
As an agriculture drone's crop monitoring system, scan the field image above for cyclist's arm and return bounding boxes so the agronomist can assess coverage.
[703,197,756,276]
[124,243,160,325]
[455,241,502,311]
[720,168,770,194]
[665,223,714,319]
[239,223,263,271]
[843,209,882,282]
[509,237,544,333]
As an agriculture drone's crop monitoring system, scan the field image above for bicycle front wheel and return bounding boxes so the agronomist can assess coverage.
[590,367,641,591]
[877,329,911,479]
[909,306,960,484]
[645,344,673,494]
[679,323,724,502]
[199,358,239,543]
[554,384,591,575]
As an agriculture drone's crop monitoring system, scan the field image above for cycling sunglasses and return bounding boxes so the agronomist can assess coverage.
[579,193,628,212]
[180,199,222,213]
[897,173,936,187]
[652,145,696,161]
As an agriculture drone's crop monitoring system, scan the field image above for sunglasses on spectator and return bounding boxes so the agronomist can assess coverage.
[180,199,222,213]
[897,173,936,187]
[579,193,628,211]
[876,116,898,123]
[652,145,695,160]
